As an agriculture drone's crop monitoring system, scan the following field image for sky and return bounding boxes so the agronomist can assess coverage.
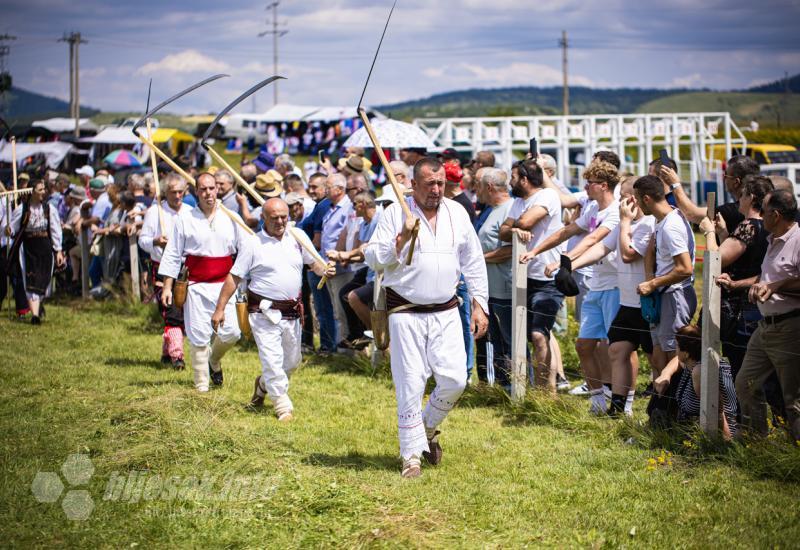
[3,0,800,115]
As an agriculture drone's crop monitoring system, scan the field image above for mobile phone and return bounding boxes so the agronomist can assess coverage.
[529,138,538,158]
[318,150,327,163]
[659,148,671,169]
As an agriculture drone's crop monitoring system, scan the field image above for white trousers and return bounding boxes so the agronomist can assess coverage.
[251,312,302,402]
[183,281,240,347]
[388,307,467,459]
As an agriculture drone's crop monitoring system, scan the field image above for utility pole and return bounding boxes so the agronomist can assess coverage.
[559,30,569,117]
[258,1,289,107]
[0,34,17,118]
[59,32,87,138]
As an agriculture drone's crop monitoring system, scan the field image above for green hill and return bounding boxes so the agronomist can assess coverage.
[3,86,99,124]
[636,92,800,127]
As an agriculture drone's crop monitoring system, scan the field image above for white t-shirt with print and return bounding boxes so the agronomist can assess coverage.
[507,188,563,280]
[575,199,620,291]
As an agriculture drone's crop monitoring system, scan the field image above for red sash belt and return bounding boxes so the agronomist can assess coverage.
[185,255,233,283]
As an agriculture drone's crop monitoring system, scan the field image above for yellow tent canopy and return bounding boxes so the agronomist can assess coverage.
[151,128,195,157]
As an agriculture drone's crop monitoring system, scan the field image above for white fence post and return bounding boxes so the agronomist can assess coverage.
[700,193,721,436]
[128,234,141,303]
[511,233,528,402]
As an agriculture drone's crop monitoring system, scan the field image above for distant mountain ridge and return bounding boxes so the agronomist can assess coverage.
[2,86,99,124]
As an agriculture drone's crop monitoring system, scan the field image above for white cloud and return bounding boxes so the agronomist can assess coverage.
[668,73,705,88]
[136,50,231,76]
[423,61,594,88]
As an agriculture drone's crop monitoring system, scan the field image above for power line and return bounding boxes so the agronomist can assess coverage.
[0,34,16,118]
[257,1,288,108]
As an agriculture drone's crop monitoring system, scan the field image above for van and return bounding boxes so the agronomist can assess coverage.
[707,143,800,166]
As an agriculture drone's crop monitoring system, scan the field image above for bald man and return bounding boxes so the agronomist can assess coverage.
[212,198,335,420]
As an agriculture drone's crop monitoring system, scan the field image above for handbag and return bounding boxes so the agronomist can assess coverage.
[640,291,662,325]
[89,234,103,256]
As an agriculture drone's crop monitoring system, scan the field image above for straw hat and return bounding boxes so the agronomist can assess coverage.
[338,154,374,178]
[254,169,284,198]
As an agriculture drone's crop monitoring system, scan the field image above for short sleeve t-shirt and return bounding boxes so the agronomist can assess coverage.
[602,215,655,307]
[575,200,620,291]
[507,188,563,281]
[478,199,513,299]
[654,208,695,290]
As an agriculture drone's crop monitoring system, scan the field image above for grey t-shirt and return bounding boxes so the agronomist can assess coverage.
[478,198,514,299]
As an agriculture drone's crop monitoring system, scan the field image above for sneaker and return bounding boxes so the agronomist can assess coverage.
[589,400,607,416]
[249,376,265,408]
[422,430,442,466]
[301,344,315,355]
[401,456,422,479]
[31,315,41,326]
[569,382,590,396]
[210,368,223,387]
[350,337,372,350]
[363,330,374,340]
[171,358,185,370]
[556,375,571,392]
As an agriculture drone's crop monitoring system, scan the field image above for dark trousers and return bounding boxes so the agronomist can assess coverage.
[339,267,368,341]
[301,266,314,348]
[479,298,512,387]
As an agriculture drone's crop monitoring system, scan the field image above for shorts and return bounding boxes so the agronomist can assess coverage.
[651,285,697,352]
[608,305,653,354]
[526,278,564,339]
[351,281,375,309]
[578,288,621,339]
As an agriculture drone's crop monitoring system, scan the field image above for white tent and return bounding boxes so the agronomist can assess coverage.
[81,128,138,145]
[32,118,97,134]
[0,140,74,169]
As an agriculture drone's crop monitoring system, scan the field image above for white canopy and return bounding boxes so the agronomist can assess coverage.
[80,128,138,144]
[32,118,97,134]
[229,103,386,124]
[0,140,74,169]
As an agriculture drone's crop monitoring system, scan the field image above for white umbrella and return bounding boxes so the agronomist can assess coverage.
[343,118,436,150]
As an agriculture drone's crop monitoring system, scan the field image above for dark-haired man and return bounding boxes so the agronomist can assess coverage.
[633,175,696,389]
[365,157,488,479]
[736,189,800,441]
[499,158,563,391]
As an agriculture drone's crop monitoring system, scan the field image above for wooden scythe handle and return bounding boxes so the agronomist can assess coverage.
[356,108,419,264]
[146,119,166,237]
[204,144,329,287]
[134,132,253,235]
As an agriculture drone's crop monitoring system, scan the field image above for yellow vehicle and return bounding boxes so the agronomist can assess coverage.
[708,143,800,165]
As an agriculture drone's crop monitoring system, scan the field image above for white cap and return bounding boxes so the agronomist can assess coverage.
[75,165,95,178]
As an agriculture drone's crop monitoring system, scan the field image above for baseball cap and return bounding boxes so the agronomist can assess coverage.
[75,165,95,178]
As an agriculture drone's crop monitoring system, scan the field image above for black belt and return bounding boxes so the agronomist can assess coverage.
[385,287,459,314]
[762,308,800,325]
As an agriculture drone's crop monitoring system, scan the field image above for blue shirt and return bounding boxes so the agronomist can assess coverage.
[359,210,382,282]
[182,193,197,208]
[320,195,352,262]
[300,198,331,243]
[91,192,112,226]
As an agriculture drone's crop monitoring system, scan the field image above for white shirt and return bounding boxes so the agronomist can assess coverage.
[654,208,695,290]
[230,229,315,300]
[0,197,10,247]
[575,199,620,291]
[138,201,189,263]
[507,188,563,281]
[364,196,489,313]
[11,203,63,251]
[602,216,655,307]
[158,205,245,280]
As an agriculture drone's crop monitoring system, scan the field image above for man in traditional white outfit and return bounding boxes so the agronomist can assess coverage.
[159,173,244,392]
[364,157,489,478]
[138,173,191,369]
[212,198,336,421]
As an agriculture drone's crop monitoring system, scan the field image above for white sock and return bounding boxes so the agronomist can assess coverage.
[624,390,635,416]
[271,394,294,418]
[209,338,236,372]
[189,344,210,392]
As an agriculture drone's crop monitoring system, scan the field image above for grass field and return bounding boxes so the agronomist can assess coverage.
[1,299,799,548]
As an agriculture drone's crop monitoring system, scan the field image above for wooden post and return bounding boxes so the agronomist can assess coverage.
[700,192,721,436]
[80,227,90,299]
[128,234,140,303]
[510,233,528,401]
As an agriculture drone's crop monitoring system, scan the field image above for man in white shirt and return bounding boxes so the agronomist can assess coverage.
[138,173,191,370]
[159,173,245,393]
[527,160,621,412]
[364,157,489,479]
[556,176,655,416]
[499,159,564,391]
[634,175,696,383]
[212,198,335,421]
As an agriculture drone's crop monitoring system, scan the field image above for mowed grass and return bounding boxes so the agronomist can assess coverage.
[0,300,798,548]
